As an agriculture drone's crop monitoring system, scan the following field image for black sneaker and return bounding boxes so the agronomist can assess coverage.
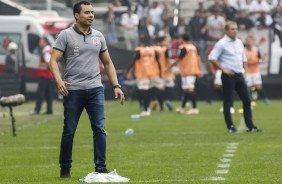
[95,168,109,173]
[247,127,263,132]
[43,111,53,115]
[228,127,238,133]
[60,168,70,178]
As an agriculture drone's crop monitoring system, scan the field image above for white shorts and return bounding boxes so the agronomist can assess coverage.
[214,70,222,86]
[181,76,196,90]
[137,79,150,90]
[149,77,164,89]
[163,77,175,88]
[245,73,262,87]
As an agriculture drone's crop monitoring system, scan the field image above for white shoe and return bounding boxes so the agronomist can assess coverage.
[186,108,199,115]
[140,109,151,116]
[230,107,235,114]
[176,107,185,114]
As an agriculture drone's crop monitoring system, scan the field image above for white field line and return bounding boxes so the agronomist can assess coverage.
[134,179,195,183]
[8,146,57,150]
[208,142,240,181]
[220,158,232,163]
[203,177,226,181]
[228,142,240,146]
[216,170,229,174]
[223,154,234,157]
[227,145,238,149]
[135,177,227,183]
[218,164,230,168]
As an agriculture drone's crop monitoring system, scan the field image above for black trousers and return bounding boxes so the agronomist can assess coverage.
[221,73,255,129]
[34,78,53,113]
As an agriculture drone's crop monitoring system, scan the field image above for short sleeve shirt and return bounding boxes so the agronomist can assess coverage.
[53,25,107,90]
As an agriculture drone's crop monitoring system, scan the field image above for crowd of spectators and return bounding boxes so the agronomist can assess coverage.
[104,0,176,49]
[102,0,282,54]
[189,0,282,62]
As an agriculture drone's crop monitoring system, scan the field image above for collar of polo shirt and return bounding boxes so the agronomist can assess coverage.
[73,24,92,36]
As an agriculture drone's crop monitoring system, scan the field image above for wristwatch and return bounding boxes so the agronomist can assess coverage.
[113,84,121,89]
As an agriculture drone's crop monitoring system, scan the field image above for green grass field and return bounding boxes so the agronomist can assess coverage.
[0,100,281,184]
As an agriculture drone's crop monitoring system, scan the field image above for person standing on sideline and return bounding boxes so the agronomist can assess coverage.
[167,33,202,115]
[31,37,53,115]
[5,42,18,74]
[49,1,125,178]
[208,21,262,133]
[207,45,235,114]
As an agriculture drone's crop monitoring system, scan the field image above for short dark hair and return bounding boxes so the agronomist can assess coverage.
[73,0,91,17]
[156,36,166,43]
[182,33,190,42]
[139,35,150,46]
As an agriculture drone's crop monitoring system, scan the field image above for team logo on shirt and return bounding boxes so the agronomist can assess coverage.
[93,37,100,45]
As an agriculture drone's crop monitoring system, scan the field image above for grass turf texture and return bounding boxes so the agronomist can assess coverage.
[0,100,281,184]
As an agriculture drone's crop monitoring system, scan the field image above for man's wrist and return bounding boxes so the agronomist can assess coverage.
[113,84,121,89]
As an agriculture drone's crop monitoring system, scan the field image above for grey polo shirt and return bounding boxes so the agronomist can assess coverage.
[53,25,107,90]
[208,35,247,74]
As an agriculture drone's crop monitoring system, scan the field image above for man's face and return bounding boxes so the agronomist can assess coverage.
[226,23,238,39]
[39,38,45,49]
[245,37,253,47]
[75,4,94,26]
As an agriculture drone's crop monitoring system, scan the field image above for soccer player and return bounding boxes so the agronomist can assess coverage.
[244,36,270,104]
[167,33,202,115]
[126,35,160,116]
[153,36,174,111]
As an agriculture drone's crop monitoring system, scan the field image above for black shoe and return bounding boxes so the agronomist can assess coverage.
[247,127,263,132]
[95,168,109,173]
[228,127,238,133]
[43,111,53,115]
[60,168,70,178]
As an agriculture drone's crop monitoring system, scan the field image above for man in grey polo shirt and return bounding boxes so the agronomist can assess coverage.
[49,0,125,178]
[208,21,262,133]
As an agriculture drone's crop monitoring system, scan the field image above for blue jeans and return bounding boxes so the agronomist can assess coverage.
[59,87,106,171]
